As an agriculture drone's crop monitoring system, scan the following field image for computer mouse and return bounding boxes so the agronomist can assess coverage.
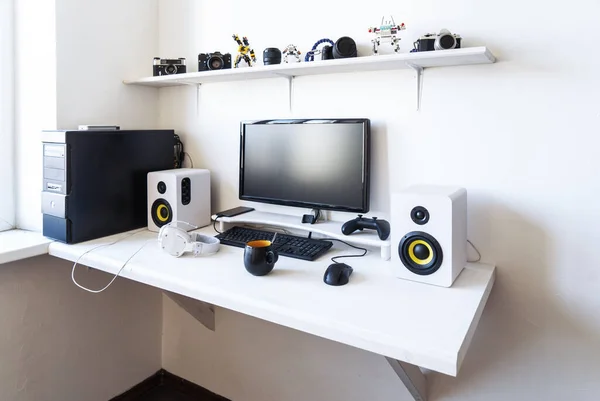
[323,263,353,286]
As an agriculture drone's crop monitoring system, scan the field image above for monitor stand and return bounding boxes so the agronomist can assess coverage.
[211,210,391,260]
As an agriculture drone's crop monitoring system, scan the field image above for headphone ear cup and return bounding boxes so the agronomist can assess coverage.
[158,224,169,240]
[159,225,192,257]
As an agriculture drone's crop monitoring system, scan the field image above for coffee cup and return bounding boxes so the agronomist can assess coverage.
[244,240,279,276]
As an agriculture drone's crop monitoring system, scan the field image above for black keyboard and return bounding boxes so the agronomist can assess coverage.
[216,226,333,261]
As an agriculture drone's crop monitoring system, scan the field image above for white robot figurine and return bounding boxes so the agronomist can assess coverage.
[282,44,302,63]
[368,16,406,55]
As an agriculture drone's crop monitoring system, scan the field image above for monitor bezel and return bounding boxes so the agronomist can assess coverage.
[239,118,371,213]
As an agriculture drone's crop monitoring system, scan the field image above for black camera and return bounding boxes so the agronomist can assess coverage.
[412,29,462,52]
[321,36,357,60]
[198,52,232,71]
[153,57,186,76]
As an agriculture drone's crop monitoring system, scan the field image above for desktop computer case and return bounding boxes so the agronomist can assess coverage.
[41,129,175,244]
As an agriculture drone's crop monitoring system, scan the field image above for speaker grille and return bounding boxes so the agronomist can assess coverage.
[151,198,173,228]
[399,231,443,275]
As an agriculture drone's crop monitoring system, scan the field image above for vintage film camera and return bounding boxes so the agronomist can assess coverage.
[198,52,232,71]
[153,57,187,76]
[413,29,462,52]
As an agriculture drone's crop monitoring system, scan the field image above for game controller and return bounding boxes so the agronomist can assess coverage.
[341,215,391,240]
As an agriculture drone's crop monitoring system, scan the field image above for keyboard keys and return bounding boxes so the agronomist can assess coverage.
[216,226,333,261]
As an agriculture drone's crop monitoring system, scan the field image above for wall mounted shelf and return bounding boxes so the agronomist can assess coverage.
[124,47,496,110]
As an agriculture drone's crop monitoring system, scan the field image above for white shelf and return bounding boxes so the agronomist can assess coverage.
[213,210,391,259]
[48,227,496,377]
[0,230,54,265]
[124,47,496,88]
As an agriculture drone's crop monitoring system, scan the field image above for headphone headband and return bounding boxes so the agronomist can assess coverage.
[189,233,221,256]
[158,223,220,257]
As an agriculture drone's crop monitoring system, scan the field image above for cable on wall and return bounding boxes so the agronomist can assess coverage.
[467,239,482,263]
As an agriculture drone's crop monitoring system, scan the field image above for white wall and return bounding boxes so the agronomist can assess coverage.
[55,0,159,129]
[158,1,600,400]
[0,256,162,401]
[15,0,57,230]
[0,0,15,231]
[16,0,160,230]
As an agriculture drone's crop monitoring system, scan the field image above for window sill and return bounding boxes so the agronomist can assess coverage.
[0,230,53,265]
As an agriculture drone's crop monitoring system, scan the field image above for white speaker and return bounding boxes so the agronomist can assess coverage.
[147,168,211,232]
[390,185,467,287]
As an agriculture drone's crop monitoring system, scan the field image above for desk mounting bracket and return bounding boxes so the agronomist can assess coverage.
[405,63,424,111]
[164,291,215,331]
[385,357,427,401]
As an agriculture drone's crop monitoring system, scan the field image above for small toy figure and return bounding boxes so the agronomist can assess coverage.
[282,44,302,63]
[368,16,406,55]
[232,34,257,67]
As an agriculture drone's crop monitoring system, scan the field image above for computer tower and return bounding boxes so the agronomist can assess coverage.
[42,129,175,244]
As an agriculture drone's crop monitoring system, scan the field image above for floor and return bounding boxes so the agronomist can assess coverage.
[110,369,229,401]
[133,386,203,401]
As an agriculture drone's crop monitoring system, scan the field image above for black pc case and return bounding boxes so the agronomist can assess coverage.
[41,129,175,244]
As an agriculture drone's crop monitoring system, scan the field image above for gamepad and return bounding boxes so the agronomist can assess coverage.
[341,215,391,240]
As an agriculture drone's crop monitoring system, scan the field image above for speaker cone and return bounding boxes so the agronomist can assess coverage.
[399,231,443,275]
[151,198,173,228]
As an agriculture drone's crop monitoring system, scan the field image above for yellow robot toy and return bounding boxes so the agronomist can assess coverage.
[232,34,256,68]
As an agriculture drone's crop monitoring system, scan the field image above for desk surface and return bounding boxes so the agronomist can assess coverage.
[48,227,495,376]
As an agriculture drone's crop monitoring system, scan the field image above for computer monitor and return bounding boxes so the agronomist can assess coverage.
[239,118,370,213]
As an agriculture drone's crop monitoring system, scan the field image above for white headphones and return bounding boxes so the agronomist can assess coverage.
[158,222,220,257]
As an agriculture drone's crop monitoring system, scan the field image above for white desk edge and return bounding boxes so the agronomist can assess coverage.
[47,228,495,378]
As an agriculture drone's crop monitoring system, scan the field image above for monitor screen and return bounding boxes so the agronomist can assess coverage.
[239,119,370,213]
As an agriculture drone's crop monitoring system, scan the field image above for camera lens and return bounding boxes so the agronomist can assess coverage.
[165,64,177,75]
[208,55,224,70]
[263,48,282,65]
[438,35,456,50]
[333,36,357,59]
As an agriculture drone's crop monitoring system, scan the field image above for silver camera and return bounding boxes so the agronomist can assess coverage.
[434,29,462,50]
[153,57,187,76]
[412,29,462,52]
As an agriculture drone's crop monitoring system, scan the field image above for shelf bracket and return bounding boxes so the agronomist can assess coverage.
[164,291,215,331]
[272,74,295,113]
[385,358,427,401]
[196,83,201,116]
[287,76,294,113]
[406,63,424,111]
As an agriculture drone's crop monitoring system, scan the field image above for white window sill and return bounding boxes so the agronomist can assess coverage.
[0,230,53,265]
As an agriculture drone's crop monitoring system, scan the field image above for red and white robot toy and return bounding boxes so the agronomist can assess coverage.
[368,16,406,55]
[282,44,301,63]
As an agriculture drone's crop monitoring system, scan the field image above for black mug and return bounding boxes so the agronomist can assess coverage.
[244,240,279,276]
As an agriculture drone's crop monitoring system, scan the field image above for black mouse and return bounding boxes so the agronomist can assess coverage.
[323,263,353,286]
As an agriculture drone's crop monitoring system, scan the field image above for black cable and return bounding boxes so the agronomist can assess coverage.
[174,134,184,168]
[213,215,222,234]
[316,237,368,264]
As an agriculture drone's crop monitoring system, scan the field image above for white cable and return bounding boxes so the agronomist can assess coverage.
[467,239,482,263]
[71,229,148,294]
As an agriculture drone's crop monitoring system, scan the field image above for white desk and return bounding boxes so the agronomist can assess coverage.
[48,227,495,401]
